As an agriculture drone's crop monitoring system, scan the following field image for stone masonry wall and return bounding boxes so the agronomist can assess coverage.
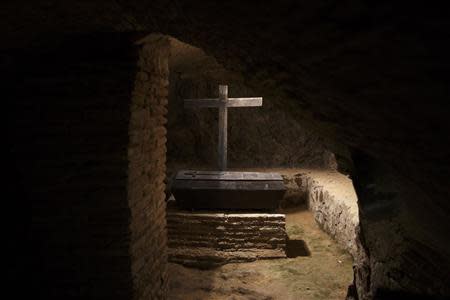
[166,38,336,170]
[300,170,360,258]
[128,34,170,300]
[6,33,170,299]
[297,170,375,299]
[167,210,287,269]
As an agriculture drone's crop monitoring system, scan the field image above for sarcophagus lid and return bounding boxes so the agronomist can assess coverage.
[171,170,286,211]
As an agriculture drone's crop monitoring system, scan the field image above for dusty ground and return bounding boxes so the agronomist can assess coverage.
[168,207,354,300]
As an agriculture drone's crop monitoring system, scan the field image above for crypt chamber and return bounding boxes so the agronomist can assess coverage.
[4,1,450,299]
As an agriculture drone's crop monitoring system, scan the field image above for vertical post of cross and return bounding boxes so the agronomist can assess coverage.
[184,84,262,171]
[218,85,228,171]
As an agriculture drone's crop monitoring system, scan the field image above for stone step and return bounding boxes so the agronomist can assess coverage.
[167,232,286,241]
[169,247,286,268]
[167,233,286,243]
[167,211,285,221]
[167,219,285,225]
[169,240,283,249]
[167,227,286,236]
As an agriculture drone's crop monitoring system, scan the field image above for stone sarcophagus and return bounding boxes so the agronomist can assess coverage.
[171,170,286,211]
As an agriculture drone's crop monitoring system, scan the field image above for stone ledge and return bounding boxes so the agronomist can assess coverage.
[299,170,359,258]
[169,247,286,269]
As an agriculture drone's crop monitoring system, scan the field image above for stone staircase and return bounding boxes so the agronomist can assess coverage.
[167,210,287,268]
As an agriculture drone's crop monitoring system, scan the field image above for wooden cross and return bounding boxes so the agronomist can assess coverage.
[184,85,263,171]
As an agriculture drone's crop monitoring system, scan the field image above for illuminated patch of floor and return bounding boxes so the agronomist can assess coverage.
[168,208,353,300]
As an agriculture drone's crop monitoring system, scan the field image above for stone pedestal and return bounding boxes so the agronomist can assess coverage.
[167,210,287,268]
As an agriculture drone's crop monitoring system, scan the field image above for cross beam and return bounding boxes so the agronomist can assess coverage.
[184,85,263,171]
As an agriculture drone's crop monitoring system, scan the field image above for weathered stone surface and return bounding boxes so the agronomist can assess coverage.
[166,38,338,170]
[167,210,287,268]
[280,173,309,208]
[234,168,360,259]
[300,170,360,258]
[293,169,372,299]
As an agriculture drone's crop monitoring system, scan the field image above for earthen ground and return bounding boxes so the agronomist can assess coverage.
[168,206,353,300]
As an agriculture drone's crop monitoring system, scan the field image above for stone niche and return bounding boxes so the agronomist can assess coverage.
[165,37,342,174]
[163,36,361,269]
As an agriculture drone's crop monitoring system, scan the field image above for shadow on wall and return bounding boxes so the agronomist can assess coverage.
[351,149,450,299]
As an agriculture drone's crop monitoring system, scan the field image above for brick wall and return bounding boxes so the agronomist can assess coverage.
[6,33,169,299]
[167,211,287,268]
[128,35,170,299]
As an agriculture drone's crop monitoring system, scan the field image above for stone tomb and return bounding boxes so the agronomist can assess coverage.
[171,170,286,210]
[169,170,287,267]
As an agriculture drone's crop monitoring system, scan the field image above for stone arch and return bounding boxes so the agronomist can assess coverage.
[130,33,361,299]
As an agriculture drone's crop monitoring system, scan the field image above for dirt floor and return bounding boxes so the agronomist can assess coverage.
[167,206,354,300]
